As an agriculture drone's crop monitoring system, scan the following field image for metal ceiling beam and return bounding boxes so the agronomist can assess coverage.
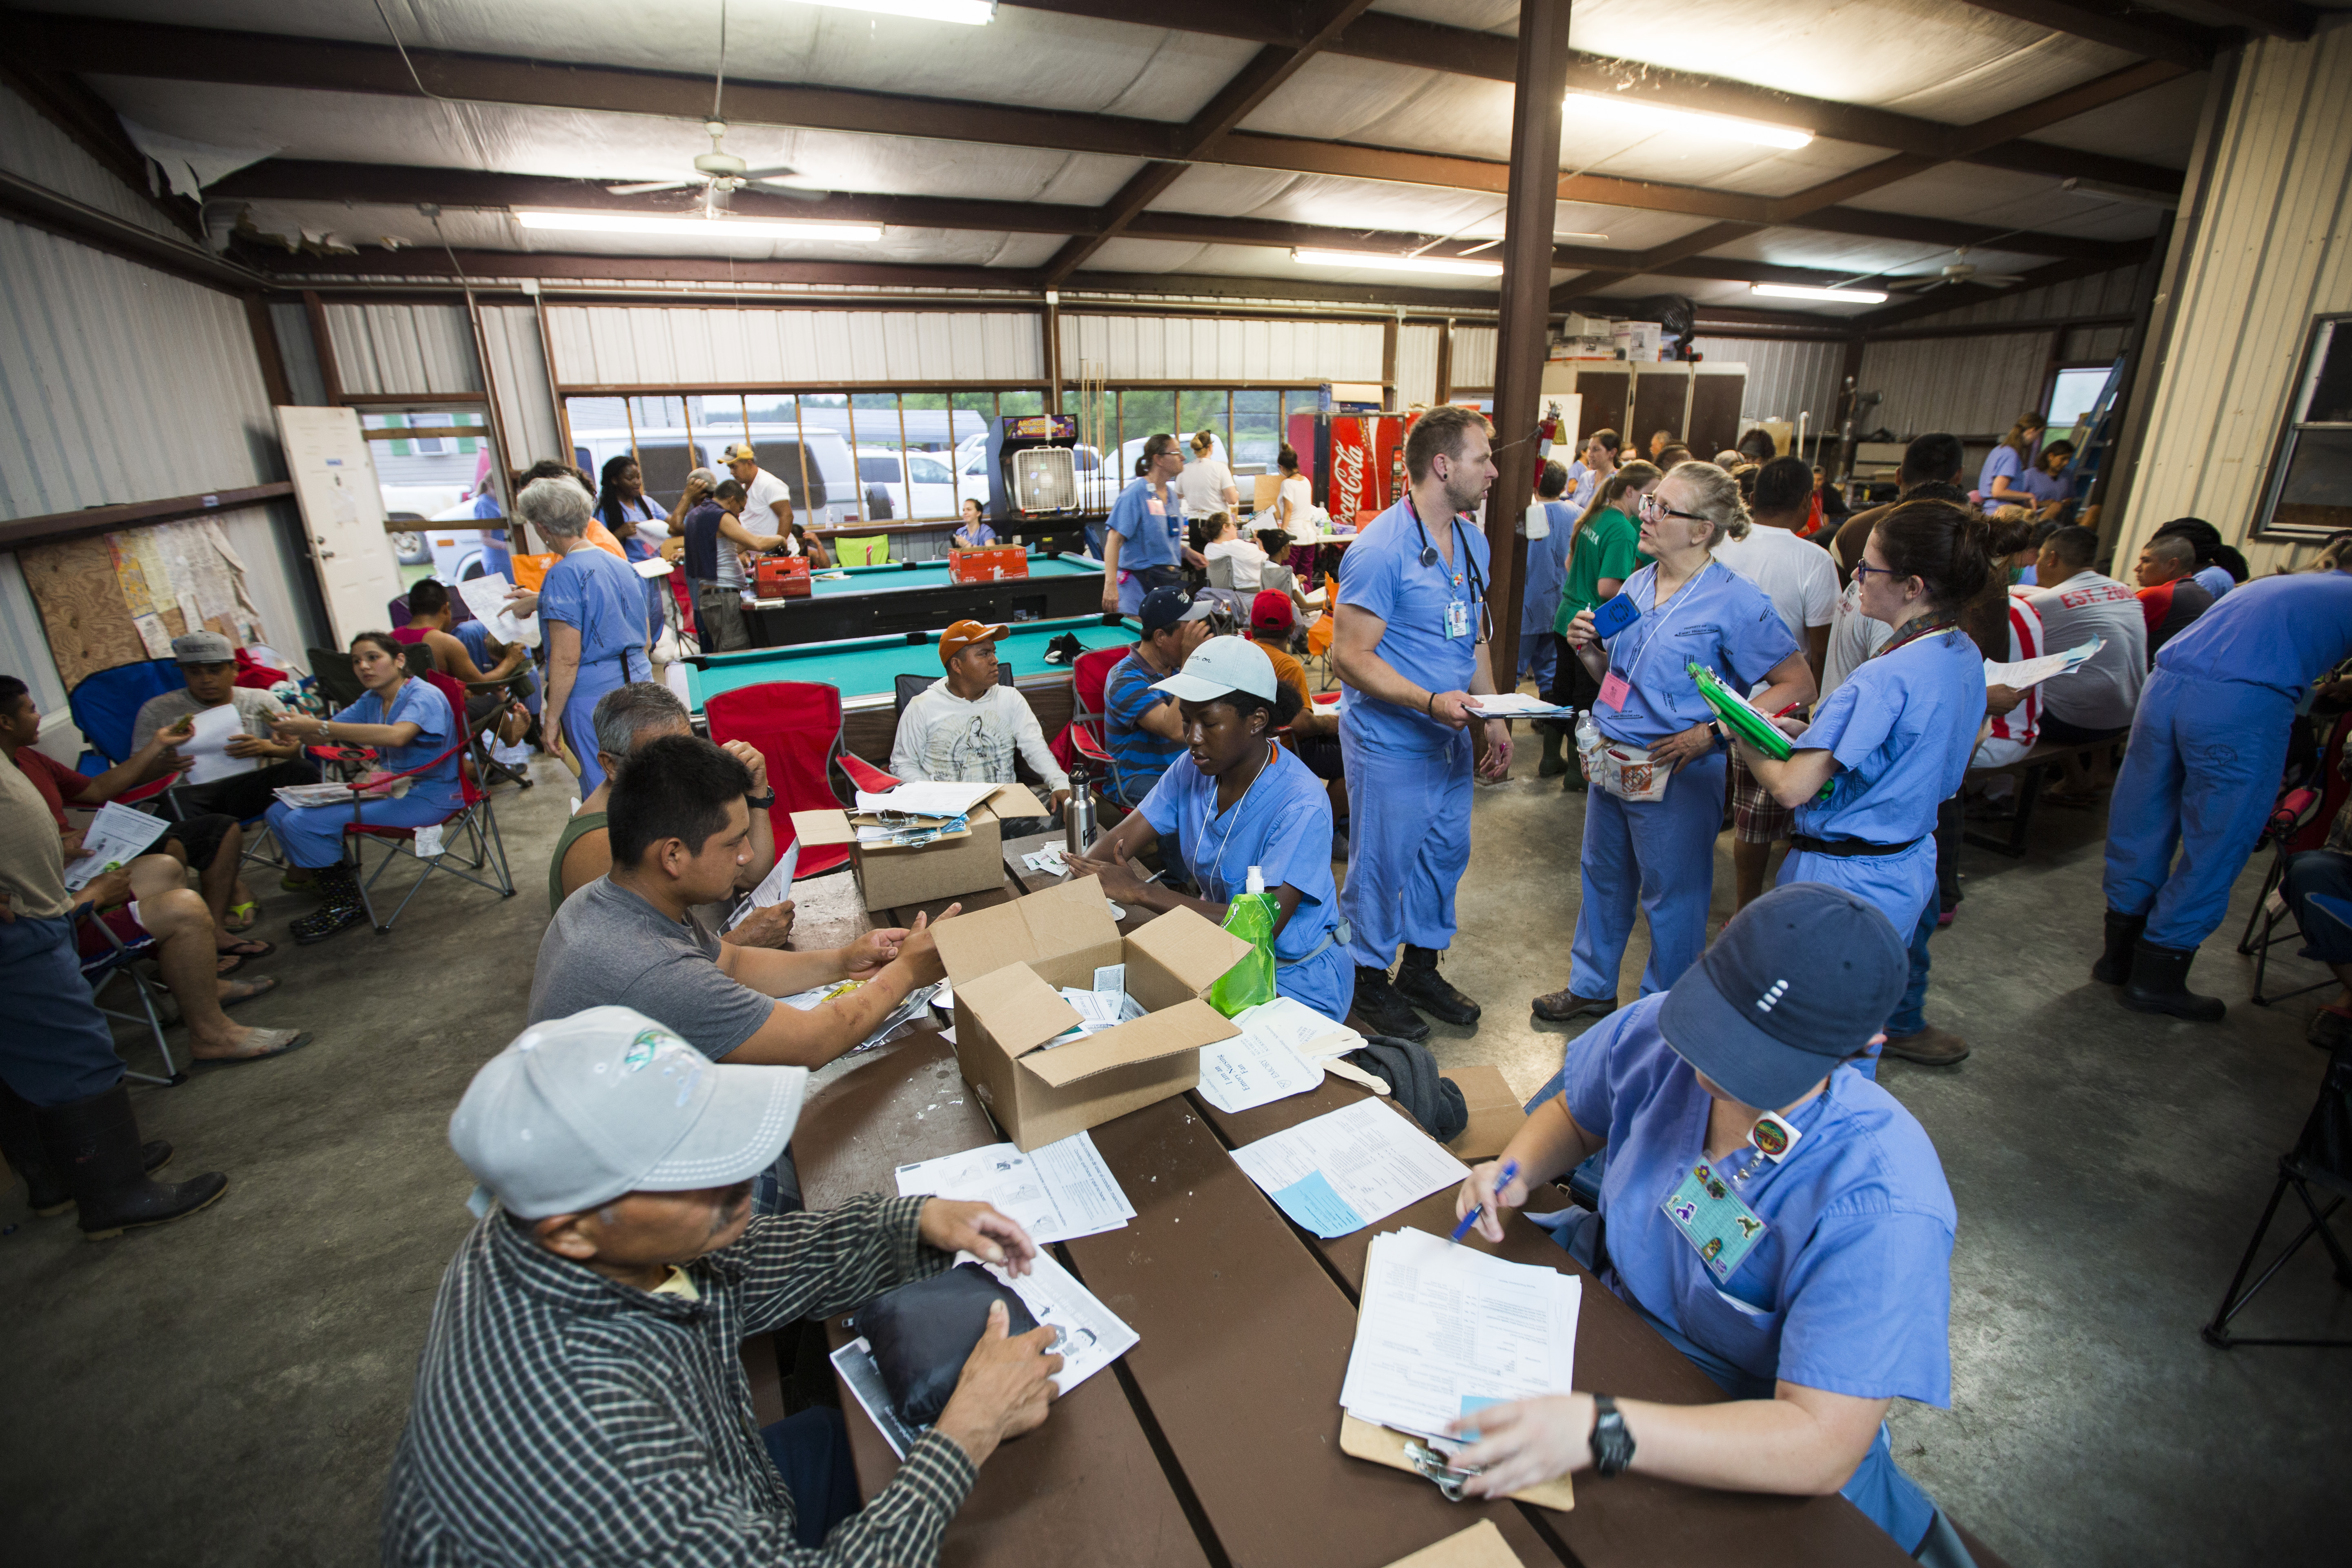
[2143,0,2315,39]
[0,165,262,292]
[1849,249,2146,330]
[1942,0,2228,68]
[259,247,1033,293]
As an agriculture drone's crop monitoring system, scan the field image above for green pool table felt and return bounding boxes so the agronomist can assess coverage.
[769,550,1098,602]
[687,613,1140,710]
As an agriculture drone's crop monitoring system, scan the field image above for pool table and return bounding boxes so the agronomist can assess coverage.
[686,612,1141,764]
[743,549,1104,646]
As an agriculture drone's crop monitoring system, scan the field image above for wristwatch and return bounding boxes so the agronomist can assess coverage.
[745,789,777,811]
[1589,1394,1635,1478]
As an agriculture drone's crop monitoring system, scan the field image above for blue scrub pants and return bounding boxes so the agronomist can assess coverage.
[1781,838,1936,1056]
[266,788,464,869]
[564,651,653,796]
[1569,749,1726,1000]
[1340,716,1473,969]
[1277,938,1355,1022]
[2103,670,2294,950]
[0,914,127,1107]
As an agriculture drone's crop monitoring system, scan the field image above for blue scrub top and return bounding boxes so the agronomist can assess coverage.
[1977,445,2027,511]
[2154,568,2352,699]
[1107,476,1183,572]
[2193,563,2233,600]
[1520,500,1577,640]
[1337,499,1493,750]
[1594,560,1796,746]
[1793,628,1982,844]
[1559,995,1956,1406]
[341,676,461,800]
[2017,467,2067,506]
[539,544,653,675]
[1139,744,1344,1011]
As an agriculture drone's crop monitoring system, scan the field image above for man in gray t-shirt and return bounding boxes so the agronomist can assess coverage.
[525,733,953,1066]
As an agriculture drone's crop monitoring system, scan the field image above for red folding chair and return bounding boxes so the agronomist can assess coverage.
[837,752,900,795]
[341,671,516,933]
[1049,645,1128,775]
[706,681,855,878]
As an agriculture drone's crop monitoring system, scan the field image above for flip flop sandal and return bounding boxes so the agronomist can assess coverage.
[198,1029,311,1066]
[216,952,247,977]
[225,900,260,932]
[220,976,278,1008]
[217,937,276,961]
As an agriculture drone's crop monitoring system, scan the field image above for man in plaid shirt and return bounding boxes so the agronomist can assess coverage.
[381,1007,1060,1566]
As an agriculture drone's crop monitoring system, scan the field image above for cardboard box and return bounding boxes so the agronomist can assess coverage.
[1612,320,1663,361]
[947,546,1028,584]
[754,555,811,597]
[1442,1065,1529,1162]
[791,782,1047,914]
[931,878,1250,1150]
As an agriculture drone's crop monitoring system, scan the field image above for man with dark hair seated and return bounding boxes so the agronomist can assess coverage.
[396,579,530,736]
[528,734,952,1069]
[2026,524,2147,804]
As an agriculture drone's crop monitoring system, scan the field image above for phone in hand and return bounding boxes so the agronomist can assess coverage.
[1592,593,1641,639]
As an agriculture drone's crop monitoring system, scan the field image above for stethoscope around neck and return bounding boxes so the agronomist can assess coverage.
[1409,499,1492,641]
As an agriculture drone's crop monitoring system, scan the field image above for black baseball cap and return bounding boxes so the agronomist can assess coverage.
[1657,882,1907,1109]
[1140,586,1216,635]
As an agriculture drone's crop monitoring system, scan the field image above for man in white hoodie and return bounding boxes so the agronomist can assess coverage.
[890,619,1070,835]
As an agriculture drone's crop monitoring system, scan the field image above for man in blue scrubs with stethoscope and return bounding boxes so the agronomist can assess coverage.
[1333,405,1514,1041]
[1451,884,1976,1567]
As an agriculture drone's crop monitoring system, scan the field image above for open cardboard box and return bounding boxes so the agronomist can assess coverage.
[791,783,1046,914]
[932,878,1251,1150]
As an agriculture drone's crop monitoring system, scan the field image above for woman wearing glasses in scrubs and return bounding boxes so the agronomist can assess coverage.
[1727,498,1990,1069]
[1069,637,1348,1022]
[1535,463,1813,1023]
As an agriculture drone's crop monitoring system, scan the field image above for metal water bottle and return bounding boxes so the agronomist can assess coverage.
[1065,771,1097,857]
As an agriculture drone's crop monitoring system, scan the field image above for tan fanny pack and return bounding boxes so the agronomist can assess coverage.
[1584,737,1672,802]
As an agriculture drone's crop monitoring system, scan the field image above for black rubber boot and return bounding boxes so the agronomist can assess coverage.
[2090,909,2146,985]
[0,1084,168,1217]
[1537,729,1568,777]
[291,860,370,944]
[1394,945,1481,1025]
[2121,940,2227,1023]
[1351,966,1431,1042]
[37,1083,226,1241]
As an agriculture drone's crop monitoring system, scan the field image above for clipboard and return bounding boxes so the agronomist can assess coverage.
[1381,1520,1527,1568]
[1340,1411,1576,1510]
[1687,662,1794,760]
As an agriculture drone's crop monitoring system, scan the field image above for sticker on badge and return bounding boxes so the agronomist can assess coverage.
[1661,1162,1768,1282]
[1444,599,1471,639]
[1597,669,1631,713]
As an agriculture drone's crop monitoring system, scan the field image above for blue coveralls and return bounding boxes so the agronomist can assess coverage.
[1568,561,1796,1000]
[1518,499,1578,689]
[264,677,466,868]
[1337,499,1491,971]
[2105,570,2352,949]
[1106,476,1183,616]
[541,543,655,795]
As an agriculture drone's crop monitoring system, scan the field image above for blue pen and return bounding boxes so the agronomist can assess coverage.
[1450,1159,1519,1245]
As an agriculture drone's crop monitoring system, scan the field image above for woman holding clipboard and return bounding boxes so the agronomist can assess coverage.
[1726,498,1989,1067]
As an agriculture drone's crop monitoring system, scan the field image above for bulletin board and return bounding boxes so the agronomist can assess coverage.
[20,516,270,689]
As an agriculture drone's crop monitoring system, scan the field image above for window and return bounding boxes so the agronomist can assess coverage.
[359,407,503,581]
[2257,316,2352,540]
[2045,366,2111,433]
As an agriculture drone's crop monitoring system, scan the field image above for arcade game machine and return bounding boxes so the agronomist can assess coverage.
[980,411,1100,560]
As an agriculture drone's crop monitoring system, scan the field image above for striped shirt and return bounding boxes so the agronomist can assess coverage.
[1103,649,1186,807]
[381,1194,973,1566]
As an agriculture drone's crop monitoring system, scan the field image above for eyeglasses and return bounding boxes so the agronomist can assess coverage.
[1638,492,1709,526]
[1851,562,1909,587]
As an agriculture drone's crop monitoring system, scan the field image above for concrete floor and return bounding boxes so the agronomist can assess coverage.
[4,744,2346,1565]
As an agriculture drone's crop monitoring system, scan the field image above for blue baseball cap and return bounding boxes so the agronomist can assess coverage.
[1657,883,1906,1109]
[1140,586,1216,635]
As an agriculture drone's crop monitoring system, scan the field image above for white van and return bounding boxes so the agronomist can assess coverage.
[568,424,871,528]
[855,445,962,522]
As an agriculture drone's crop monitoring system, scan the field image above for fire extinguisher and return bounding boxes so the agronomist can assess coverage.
[1539,403,1561,458]
[1388,434,1405,511]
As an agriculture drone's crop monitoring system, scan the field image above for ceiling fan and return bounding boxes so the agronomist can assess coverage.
[603,119,826,209]
[1888,248,2027,294]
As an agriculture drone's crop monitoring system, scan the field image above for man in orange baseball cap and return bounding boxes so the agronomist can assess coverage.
[887,620,1069,834]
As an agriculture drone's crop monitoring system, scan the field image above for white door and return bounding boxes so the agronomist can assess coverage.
[275,405,404,647]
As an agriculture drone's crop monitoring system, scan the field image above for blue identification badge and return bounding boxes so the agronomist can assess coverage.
[1661,1163,1768,1282]
[1444,599,1471,639]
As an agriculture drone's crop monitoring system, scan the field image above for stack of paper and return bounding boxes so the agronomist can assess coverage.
[1986,635,2104,690]
[1196,996,1355,1114]
[1040,963,1143,1047]
[62,802,170,891]
[1463,693,1574,719]
[457,572,540,649]
[178,704,258,785]
[854,781,997,817]
[856,815,965,847]
[894,1130,1136,1244]
[776,978,942,1054]
[1021,843,1072,877]
[722,842,797,932]
[1229,1097,1470,1238]
[1339,1227,1582,1443]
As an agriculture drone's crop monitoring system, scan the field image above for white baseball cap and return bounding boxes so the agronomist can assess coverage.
[1152,635,1278,704]
[449,1007,807,1219]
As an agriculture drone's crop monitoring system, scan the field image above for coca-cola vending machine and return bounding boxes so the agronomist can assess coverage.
[1288,410,1409,527]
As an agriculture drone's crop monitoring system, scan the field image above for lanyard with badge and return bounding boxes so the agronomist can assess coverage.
[1659,1108,1804,1282]
[1409,501,1490,641]
[1599,561,1712,714]
[1187,743,1273,900]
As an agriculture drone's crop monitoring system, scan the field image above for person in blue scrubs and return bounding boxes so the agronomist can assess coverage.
[510,477,653,796]
[1332,406,1514,1041]
[1452,884,1974,1567]
[266,632,467,944]
[1518,460,1577,692]
[1975,413,2045,514]
[1730,499,1989,1069]
[1537,462,1812,1024]
[2096,555,2352,1018]
[1070,637,1350,1021]
[1100,433,1189,617]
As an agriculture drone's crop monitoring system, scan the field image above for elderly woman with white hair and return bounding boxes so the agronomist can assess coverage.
[512,474,654,793]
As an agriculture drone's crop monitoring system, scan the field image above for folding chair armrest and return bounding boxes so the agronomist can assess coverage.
[836,752,901,795]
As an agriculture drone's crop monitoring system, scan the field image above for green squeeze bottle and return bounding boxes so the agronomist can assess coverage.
[1208,866,1278,1017]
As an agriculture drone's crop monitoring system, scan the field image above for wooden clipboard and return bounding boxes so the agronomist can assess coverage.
[1340,1412,1576,1511]
[1381,1520,1528,1568]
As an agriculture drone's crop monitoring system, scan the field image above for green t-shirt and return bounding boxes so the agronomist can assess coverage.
[1555,506,1645,635]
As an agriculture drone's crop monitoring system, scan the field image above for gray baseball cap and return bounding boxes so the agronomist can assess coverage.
[450,1007,808,1219]
[171,630,235,664]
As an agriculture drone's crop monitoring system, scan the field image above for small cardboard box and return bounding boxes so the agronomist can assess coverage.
[931,878,1250,1150]
[947,546,1029,583]
[791,783,1047,914]
[754,555,812,597]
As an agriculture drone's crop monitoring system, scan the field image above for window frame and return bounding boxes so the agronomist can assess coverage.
[2254,313,2352,542]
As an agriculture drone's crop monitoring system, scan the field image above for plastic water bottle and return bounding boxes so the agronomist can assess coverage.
[1208,866,1279,1017]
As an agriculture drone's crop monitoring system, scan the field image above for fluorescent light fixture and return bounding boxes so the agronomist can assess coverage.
[784,0,997,23]
[1751,281,1888,305]
[1565,91,1811,150]
[1294,247,1503,278]
[515,210,883,241]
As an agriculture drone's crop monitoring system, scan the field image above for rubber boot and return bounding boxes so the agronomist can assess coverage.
[37,1083,226,1241]
[1394,945,1481,1026]
[291,860,370,945]
[0,1084,168,1217]
[1350,966,1430,1042]
[2090,910,2146,985]
[2120,940,2227,1023]
[1537,728,1568,778]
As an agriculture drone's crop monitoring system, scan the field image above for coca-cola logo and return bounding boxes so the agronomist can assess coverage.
[1332,440,1365,516]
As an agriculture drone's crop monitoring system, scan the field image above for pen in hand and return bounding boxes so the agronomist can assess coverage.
[1451,1159,1520,1245]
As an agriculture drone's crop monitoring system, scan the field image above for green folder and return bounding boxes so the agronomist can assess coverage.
[1688,662,1793,760]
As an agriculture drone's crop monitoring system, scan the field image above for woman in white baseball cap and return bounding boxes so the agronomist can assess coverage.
[1068,636,1350,1021]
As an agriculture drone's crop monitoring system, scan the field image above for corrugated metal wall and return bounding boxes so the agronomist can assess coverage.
[1395,322,1441,406]
[1894,263,2148,333]
[321,302,483,396]
[0,82,184,243]
[545,306,1042,387]
[1857,331,2052,440]
[268,301,331,406]
[480,304,564,468]
[2120,28,2352,572]
[1694,336,1846,428]
[1061,314,1379,385]
[2063,323,2132,362]
[1449,325,1498,391]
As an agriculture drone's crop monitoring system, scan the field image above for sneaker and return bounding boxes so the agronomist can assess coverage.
[1531,989,1617,1024]
[2309,1006,2352,1052]
[1395,949,1480,1026]
[1350,967,1430,1042]
[1881,1025,1969,1065]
